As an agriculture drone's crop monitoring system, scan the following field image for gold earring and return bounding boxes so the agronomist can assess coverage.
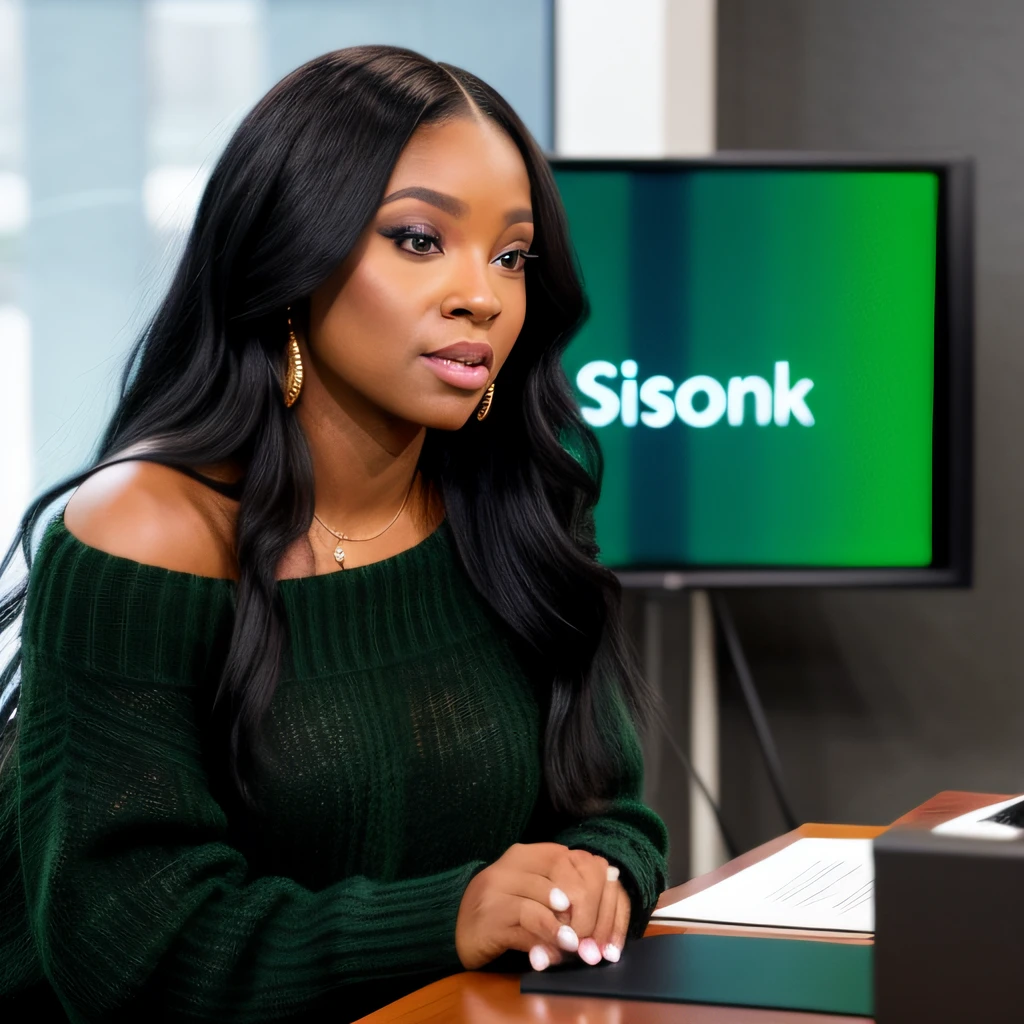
[476,381,495,421]
[283,306,303,408]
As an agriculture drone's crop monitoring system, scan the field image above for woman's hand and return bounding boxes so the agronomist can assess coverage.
[531,849,630,970]
[566,850,631,967]
[454,842,631,972]
[455,842,592,970]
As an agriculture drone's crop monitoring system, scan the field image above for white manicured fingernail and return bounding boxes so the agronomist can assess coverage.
[606,866,620,882]
[579,938,602,965]
[557,925,579,952]
[529,945,550,971]
[549,887,570,911]
[603,943,621,962]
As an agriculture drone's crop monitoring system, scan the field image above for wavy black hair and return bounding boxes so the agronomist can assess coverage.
[0,45,660,819]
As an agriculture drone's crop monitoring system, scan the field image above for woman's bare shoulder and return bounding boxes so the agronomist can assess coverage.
[63,459,239,579]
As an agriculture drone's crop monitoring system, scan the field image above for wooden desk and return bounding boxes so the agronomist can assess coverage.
[355,792,1010,1024]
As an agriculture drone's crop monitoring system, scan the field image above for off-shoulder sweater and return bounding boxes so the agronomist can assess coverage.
[0,509,669,1022]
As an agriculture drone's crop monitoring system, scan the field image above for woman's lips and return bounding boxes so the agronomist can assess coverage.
[425,340,493,369]
[419,340,493,391]
[420,354,490,390]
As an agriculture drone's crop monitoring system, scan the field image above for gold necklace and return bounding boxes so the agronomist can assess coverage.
[313,474,417,568]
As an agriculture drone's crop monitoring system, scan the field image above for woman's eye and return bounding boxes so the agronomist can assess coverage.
[495,249,531,271]
[398,233,442,256]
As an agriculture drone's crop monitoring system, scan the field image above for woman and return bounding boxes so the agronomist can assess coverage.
[0,45,669,1022]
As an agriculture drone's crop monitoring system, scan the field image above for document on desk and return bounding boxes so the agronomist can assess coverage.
[651,838,874,933]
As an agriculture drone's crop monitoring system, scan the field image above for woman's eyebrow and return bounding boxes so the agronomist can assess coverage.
[380,186,533,227]
[381,186,467,217]
[504,207,533,227]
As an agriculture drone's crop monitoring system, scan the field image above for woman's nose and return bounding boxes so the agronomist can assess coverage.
[440,257,502,323]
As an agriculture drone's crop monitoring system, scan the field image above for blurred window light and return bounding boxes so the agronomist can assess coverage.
[0,0,23,169]
[0,0,25,251]
[0,1,29,541]
[0,303,29,710]
[0,304,32,554]
[144,164,209,233]
[151,0,258,24]
[0,171,28,235]
[146,0,262,239]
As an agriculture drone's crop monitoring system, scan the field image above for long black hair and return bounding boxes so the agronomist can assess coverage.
[0,45,660,819]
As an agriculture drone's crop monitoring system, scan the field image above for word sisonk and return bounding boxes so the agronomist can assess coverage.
[575,360,815,429]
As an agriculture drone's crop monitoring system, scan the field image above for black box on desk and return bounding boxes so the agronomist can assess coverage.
[873,827,1024,1024]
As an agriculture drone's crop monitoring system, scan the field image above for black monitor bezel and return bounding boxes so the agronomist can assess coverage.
[548,153,974,590]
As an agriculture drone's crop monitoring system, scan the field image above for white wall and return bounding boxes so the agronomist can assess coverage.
[555,0,716,156]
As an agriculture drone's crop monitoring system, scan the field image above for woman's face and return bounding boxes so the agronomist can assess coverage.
[306,114,534,432]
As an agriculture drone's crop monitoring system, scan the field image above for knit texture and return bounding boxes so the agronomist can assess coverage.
[1,511,669,1022]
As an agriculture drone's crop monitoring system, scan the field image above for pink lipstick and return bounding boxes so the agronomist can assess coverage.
[420,341,493,390]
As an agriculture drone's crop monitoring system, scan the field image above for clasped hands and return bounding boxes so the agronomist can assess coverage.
[455,842,631,972]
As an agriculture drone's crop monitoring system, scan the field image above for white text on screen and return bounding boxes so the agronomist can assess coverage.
[575,360,815,429]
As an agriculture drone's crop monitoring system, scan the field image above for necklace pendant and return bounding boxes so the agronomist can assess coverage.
[333,545,346,566]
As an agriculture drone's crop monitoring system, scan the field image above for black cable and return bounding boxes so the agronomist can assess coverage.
[710,591,800,832]
[655,710,740,861]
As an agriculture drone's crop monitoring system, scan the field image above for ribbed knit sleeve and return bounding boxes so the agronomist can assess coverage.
[551,709,670,944]
[527,684,670,946]
[12,521,488,1023]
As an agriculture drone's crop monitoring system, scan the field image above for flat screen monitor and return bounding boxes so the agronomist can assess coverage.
[550,155,973,588]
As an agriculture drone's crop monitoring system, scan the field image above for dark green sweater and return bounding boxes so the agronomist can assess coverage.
[0,511,669,1022]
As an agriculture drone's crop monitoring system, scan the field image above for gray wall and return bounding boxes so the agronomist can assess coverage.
[640,0,1024,884]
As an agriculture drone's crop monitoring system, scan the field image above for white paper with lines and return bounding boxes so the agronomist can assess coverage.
[651,838,874,933]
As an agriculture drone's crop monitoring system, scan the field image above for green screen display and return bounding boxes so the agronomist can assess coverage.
[554,167,939,569]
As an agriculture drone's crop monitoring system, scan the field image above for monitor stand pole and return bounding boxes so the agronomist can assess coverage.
[689,589,727,876]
